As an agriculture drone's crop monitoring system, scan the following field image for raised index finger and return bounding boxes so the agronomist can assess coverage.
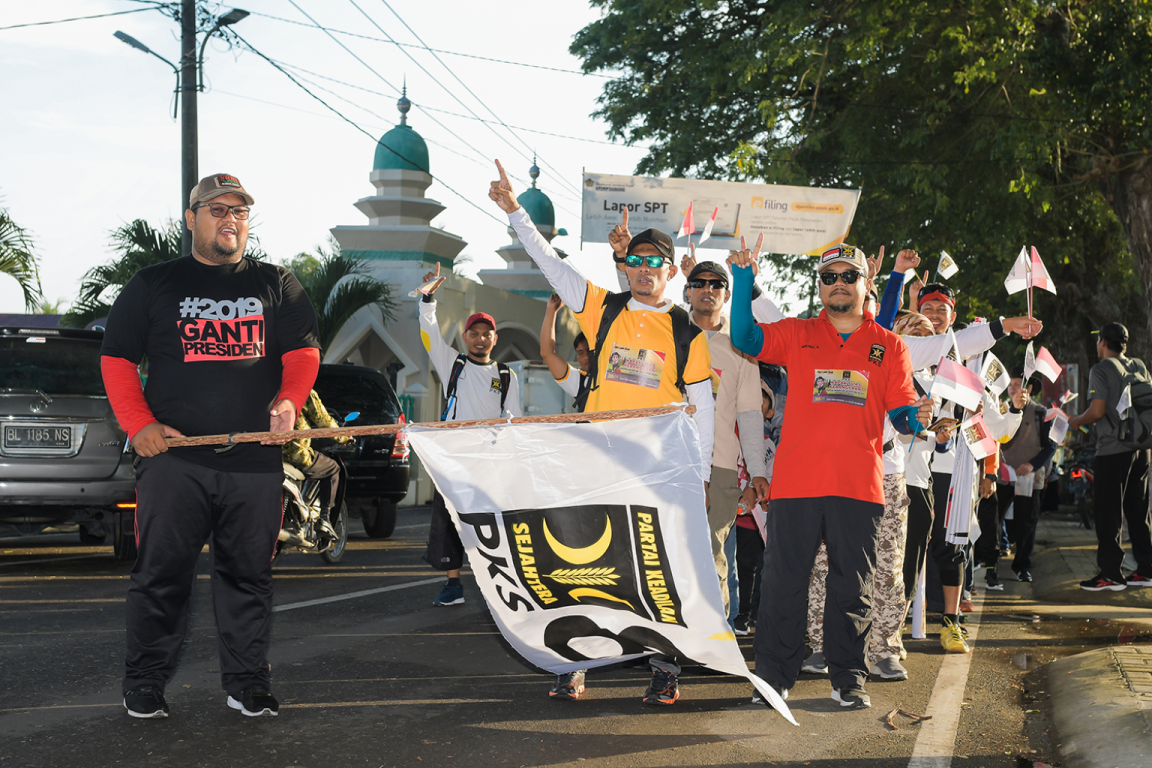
[495,159,509,184]
[434,262,441,277]
[752,232,765,260]
[621,207,629,228]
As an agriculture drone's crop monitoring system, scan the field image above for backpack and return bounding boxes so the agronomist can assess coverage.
[1106,357,1152,450]
[442,354,511,421]
[573,292,699,413]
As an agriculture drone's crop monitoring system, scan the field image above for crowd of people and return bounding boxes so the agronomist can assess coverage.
[99,166,1152,721]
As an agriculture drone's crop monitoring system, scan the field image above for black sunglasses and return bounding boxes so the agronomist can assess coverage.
[818,270,863,285]
[193,202,251,220]
[688,279,727,290]
[918,282,955,299]
[624,253,671,268]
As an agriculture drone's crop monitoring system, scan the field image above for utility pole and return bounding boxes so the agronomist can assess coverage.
[180,0,198,257]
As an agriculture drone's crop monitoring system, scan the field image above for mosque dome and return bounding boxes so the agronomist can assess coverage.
[516,162,555,228]
[373,89,430,173]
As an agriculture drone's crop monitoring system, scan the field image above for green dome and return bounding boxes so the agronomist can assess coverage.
[373,124,429,173]
[517,187,555,228]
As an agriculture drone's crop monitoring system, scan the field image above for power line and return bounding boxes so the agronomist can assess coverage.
[244,8,614,79]
[0,7,152,31]
[343,0,580,202]
[375,0,586,200]
[230,30,508,228]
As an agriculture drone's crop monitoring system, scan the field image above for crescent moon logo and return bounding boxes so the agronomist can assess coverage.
[568,588,634,610]
[543,516,612,565]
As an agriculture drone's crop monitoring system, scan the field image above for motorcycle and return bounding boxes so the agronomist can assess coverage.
[274,412,358,564]
[1064,445,1095,530]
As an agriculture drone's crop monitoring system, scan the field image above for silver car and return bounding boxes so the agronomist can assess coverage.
[0,326,138,559]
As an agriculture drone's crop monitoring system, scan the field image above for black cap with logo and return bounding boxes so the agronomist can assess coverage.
[626,228,675,263]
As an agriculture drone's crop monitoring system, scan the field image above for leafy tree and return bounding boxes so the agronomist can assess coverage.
[0,205,44,311]
[572,0,1151,377]
[61,219,268,329]
[285,238,398,350]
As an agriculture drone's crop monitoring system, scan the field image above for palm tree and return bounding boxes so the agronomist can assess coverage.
[290,238,397,350]
[61,219,269,328]
[0,205,44,310]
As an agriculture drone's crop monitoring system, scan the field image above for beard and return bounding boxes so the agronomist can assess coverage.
[192,227,246,264]
[825,291,859,315]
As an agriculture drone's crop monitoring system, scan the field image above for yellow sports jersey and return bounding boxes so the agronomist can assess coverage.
[574,282,712,413]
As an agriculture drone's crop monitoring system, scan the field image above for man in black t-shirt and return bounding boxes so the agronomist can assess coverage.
[101,173,320,719]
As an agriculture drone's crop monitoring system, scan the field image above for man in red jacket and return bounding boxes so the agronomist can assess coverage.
[101,174,320,720]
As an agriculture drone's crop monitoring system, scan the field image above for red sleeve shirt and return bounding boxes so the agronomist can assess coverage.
[755,310,917,505]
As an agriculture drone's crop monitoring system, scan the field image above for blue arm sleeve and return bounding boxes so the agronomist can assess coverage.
[876,271,903,330]
[730,264,764,357]
[889,404,926,435]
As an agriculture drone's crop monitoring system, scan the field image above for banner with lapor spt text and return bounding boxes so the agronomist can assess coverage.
[406,410,795,723]
[582,172,860,257]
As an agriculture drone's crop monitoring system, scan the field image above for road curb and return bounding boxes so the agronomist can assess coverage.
[1047,644,1152,768]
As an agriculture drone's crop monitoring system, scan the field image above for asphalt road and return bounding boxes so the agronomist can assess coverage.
[0,507,1146,768]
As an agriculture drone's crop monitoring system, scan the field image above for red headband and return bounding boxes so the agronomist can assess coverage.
[918,290,955,308]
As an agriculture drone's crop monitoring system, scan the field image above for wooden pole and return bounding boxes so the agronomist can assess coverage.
[164,405,698,448]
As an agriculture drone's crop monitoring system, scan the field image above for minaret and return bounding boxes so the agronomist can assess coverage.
[330,89,466,268]
[477,158,567,299]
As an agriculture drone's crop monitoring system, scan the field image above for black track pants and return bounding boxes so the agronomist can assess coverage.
[124,452,283,697]
[1093,449,1152,580]
[754,496,883,691]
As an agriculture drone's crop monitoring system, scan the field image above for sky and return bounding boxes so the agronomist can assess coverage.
[0,0,800,315]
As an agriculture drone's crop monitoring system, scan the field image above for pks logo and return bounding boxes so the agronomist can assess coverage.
[868,344,886,366]
[503,504,685,626]
[177,296,265,362]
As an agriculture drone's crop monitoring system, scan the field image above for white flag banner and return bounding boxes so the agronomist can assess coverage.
[1117,384,1133,419]
[1023,342,1038,382]
[938,250,959,279]
[1004,246,1030,295]
[979,351,1010,397]
[1049,409,1070,445]
[405,411,796,724]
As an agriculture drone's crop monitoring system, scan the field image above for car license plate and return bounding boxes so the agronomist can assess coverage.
[3,425,72,450]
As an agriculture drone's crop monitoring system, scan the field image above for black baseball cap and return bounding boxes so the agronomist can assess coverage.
[1092,322,1128,346]
[687,260,729,285]
[626,228,675,262]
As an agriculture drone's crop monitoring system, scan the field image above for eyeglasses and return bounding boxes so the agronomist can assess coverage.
[193,202,251,220]
[624,253,671,268]
[918,282,954,299]
[688,279,727,290]
[818,270,862,285]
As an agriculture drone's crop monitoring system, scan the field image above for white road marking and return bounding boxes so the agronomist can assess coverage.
[908,596,983,768]
[273,576,445,612]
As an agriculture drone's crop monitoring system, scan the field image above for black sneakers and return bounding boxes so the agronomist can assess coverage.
[733,613,751,636]
[549,670,586,701]
[642,669,680,705]
[227,685,279,717]
[1080,573,1127,591]
[984,568,1003,591]
[831,686,871,709]
[1016,570,1033,583]
[123,685,169,719]
[751,680,789,708]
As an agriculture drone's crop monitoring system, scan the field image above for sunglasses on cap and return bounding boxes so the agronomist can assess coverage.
[818,270,863,285]
[192,202,251,220]
[918,283,955,300]
[688,278,727,290]
[624,253,673,268]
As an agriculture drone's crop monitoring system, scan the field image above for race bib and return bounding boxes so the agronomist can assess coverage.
[812,369,869,407]
[603,344,665,389]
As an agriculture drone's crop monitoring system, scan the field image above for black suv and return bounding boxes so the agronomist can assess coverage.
[311,363,410,538]
[0,327,138,558]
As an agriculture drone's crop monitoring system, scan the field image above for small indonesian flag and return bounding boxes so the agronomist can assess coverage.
[960,414,998,460]
[407,276,446,298]
[1048,408,1070,444]
[938,250,959,279]
[979,351,1010,397]
[1004,246,1029,295]
[677,201,695,239]
[999,463,1017,483]
[698,206,719,245]
[1023,342,1037,381]
[932,357,985,412]
[1035,346,1062,383]
[1060,389,1077,406]
[1117,384,1133,419]
[1029,246,1057,295]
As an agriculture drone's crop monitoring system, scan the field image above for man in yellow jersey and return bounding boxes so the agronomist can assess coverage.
[489,160,714,707]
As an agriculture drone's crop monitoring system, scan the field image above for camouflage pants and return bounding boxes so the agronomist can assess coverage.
[807,473,909,662]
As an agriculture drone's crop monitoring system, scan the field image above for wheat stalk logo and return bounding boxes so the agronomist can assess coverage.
[545,567,620,586]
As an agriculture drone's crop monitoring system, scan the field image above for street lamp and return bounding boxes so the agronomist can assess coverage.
[113,4,248,257]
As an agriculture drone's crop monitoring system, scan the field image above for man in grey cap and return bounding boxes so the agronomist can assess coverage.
[683,259,769,620]
[1069,322,1152,591]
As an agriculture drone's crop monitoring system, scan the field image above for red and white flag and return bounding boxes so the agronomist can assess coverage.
[932,357,985,412]
[1035,346,1062,383]
[698,206,719,245]
[1004,246,1030,295]
[999,463,1017,484]
[1029,246,1057,295]
[960,414,999,460]
[1060,389,1077,406]
[677,201,695,240]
